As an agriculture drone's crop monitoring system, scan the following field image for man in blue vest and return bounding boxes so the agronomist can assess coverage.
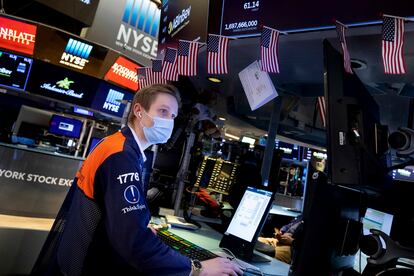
[32,84,242,276]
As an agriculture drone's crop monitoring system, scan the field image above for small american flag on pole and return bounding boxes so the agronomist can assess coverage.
[137,67,152,89]
[317,96,327,128]
[152,59,167,84]
[177,40,199,76]
[335,21,353,74]
[207,34,229,74]
[162,47,178,81]
[260,26,280,73]
[382,15,406,74]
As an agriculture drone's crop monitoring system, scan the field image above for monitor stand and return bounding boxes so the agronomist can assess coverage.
[250,252,272,263]
[237,251,272,263]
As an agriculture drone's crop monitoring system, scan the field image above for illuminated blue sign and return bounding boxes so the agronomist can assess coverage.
[122,0,160,37]
[60,38,93,70]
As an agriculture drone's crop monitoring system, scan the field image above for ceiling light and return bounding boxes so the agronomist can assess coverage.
[218,117,226,121]
[225,133,240,140]
[207,77,222,83]
[350,59,367,70]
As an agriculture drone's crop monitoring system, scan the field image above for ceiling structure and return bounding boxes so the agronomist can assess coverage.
[3,0,414,149]
[189,21,414,148]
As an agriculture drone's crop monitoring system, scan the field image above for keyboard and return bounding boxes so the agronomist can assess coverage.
[157,229,218,261]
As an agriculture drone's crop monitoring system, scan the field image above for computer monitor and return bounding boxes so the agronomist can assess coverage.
[0,50,33,91]
[49,115,83,139]
[220,186,274,261]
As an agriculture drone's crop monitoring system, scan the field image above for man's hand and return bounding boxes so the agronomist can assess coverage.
[200,257,243,276]
[147,224,157,235]
[278,233,294,245]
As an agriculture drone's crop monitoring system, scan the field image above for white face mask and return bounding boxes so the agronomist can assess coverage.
[140,111,174,144]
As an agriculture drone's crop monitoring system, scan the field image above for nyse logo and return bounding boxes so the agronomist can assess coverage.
[104,89,124,113]
[60,38,93,70]
[116,0,159,60]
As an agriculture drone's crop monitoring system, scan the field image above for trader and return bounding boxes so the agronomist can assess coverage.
[32,84,242,276]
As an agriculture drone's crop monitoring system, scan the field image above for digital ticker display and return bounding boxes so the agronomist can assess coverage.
[221,0,263,37]
[275,140,301,160]
[392,167,414,182]
[0,51,33,91]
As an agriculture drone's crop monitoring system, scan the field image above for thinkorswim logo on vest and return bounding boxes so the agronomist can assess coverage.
[104,89,124,112]
[60,38,93,70]
[116,0,160,60]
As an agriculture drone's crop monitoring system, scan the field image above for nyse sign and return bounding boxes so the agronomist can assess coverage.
[116,0,160,61]
[116,23,157,59]
[86,0,160,66]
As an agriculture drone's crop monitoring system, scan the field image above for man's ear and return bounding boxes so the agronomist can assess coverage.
[133,103,143,118]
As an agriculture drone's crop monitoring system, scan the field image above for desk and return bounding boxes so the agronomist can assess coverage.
[169,223,290,276]
[269,205,301,218]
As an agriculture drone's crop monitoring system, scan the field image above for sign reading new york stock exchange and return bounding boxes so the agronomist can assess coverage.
[0,145,82,218]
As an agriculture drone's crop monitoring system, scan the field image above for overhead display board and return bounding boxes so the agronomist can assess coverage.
[86,0,160,66]
[34,24,118,79]
[221,0,414,37]
[221,0,263,37]
[0,16,37,55]
[36,0,100,26]
[0,51,33,91]
[158,0,209,54]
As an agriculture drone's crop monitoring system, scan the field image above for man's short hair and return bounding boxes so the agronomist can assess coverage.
[128,84,181,124]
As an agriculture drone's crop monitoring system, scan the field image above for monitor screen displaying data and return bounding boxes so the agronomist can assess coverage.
[225,187,273,242]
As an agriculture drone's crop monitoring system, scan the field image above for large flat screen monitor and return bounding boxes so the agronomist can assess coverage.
[49,115,83,139]
[0,51,33,91]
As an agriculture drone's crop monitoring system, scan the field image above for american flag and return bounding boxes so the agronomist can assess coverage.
[207,34,229,74]
[162,47,178,81]
[137,67,152,89]
[335,21,353,74]
[260,26,280,73]
[382,15,406,74]
[317,96,327,128]
[177,40,199,76]
[152,59,167,84]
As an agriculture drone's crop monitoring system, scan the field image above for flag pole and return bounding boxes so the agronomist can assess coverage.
[335,20,348,28]
[383,14,414,22]
[207,33,238,40]
[178,39,207,45]
[262,25,288,35]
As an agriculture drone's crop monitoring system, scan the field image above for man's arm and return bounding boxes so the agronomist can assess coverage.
[97,151,191,275]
